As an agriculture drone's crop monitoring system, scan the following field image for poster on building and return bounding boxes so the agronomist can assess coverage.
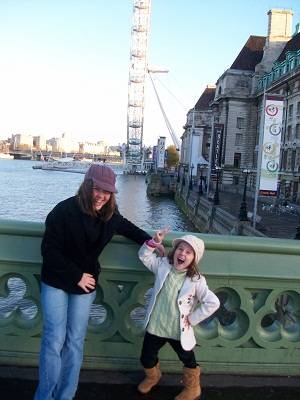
[156,136,166,169]
[211,123,224,170]
[259,95,284,196]
[152,145,157,168]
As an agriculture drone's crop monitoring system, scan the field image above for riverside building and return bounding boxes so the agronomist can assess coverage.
[181,8,300,204]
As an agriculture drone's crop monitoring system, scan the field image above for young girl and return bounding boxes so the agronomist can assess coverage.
[137,229,220,400]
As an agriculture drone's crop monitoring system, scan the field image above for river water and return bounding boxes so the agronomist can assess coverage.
[0,159,195,231]
[0,159,195,322]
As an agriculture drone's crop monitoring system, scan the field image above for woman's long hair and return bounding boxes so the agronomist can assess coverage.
[167,241,201,279]
[77,178,116,221]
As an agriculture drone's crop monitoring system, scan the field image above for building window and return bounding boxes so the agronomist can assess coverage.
[286,125,292,141]
[296,149,300,165]
[282,150,287,170]
[238,80,248,88]
[288,104,293,118]
[236,117,245,129]
[296,124,300,139]
[291,150,296,171]
[287,149,293,170]
[235,133,242,146]
[233,152,241,168]
[297,102,300,115]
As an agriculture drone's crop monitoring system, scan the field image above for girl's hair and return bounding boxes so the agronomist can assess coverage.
[76,178,116,221]
[167,241,201,279]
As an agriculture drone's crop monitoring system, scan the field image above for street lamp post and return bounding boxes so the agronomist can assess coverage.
[239,169,251,221]
[295,209,300,240]
[182,167,186,186]
[295,224,300,240]
[189,164,194,190]
[198,165,205,195]
[213,166,221,205]
[177,166,180,183]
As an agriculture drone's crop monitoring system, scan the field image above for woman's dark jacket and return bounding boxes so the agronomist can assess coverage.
[41,196,151,294]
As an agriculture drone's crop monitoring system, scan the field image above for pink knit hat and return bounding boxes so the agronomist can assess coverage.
[84,164,117,193]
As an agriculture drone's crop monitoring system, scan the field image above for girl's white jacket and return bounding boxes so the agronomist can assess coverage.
[138,243,220,351]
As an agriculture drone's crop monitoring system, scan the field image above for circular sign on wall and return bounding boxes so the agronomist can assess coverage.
[265,104,278,116]
[269,123,281,136]
[263,142,276,155]
[266,160,279,172]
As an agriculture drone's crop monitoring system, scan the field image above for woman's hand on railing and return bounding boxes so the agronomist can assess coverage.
[77,273,96,293]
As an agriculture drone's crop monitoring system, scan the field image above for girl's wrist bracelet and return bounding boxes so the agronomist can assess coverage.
[145,239,161,248]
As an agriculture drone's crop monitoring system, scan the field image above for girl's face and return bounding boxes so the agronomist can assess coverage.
[173,241,195,271]
[92,186,111,211]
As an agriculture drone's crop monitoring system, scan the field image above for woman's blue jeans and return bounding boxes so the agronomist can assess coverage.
[34,283,96,400]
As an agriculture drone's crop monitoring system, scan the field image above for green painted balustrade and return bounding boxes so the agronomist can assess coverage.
[0,219,299,375]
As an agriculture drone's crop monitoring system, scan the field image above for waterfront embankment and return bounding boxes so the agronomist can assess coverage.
[143,170,300,238]
[175,181,300,239]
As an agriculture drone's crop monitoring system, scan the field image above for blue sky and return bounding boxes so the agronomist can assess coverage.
[0,0,299,146]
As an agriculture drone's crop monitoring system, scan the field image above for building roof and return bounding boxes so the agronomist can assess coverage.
[195,86,216,110]
[230,35,266,71]
[277,32,300,62]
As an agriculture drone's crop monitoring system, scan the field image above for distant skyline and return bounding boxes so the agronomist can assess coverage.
[0,1,299,147]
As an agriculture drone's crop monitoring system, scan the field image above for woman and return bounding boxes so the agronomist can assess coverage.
[34,164,151,400]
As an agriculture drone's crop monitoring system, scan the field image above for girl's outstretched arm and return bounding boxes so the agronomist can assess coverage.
[138,227,170,271]
[153,227,170,243]
[150,227,170,255]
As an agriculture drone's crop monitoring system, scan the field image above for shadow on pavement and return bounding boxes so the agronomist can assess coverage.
[1,378,300,400]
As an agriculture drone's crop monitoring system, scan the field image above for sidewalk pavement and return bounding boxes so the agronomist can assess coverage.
[1,366,300,400]
[207,190,299,239]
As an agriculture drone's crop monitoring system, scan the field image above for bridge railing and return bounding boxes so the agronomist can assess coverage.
[0,219,299,375]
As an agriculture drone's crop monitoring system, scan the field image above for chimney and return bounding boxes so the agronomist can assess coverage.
[267,9,293,44]
[255,8,293,75]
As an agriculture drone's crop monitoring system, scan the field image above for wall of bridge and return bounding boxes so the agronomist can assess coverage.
[0,219,299,375]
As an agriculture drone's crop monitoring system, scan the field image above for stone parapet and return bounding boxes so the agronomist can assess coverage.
[1,219,299,375]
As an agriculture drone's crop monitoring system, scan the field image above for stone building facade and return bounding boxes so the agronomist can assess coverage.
[213,9,293,173]
[180,85,215,185]
[257,23,300,202]
[181,8,300,202]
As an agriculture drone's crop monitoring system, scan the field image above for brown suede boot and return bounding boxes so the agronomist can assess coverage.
[175,366,201,400]
[137,362,162,394]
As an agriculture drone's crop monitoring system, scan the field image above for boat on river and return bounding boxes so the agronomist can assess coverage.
[33,157,98,174]
[0,153,14,159]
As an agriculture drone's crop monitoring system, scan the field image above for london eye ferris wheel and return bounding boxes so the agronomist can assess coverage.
[126,0,152,171]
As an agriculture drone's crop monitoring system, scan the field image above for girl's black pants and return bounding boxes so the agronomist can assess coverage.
[140,331,197,369]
